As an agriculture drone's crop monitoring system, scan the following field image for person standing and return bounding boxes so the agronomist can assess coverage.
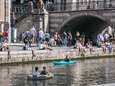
[67,32,73,46]
[62,32,68,46]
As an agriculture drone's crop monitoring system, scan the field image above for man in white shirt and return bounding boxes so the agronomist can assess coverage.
[32,67,40,77]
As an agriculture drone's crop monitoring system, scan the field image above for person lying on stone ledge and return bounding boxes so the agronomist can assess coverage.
[39,41,53,50]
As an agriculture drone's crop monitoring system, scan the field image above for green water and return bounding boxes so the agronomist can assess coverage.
[0,57,115,86]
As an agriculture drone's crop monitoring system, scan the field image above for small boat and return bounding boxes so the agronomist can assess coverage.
[53,60,76,65]
[27,73,53,80]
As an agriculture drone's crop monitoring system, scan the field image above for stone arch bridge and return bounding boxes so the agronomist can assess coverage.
[49,9,115,39]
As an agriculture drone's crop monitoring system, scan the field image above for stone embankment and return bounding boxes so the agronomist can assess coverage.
[0,46,115,65]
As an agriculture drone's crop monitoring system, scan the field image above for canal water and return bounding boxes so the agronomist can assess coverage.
[0,57,115,86]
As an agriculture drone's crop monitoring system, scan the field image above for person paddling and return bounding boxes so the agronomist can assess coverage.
[64,55,70,62]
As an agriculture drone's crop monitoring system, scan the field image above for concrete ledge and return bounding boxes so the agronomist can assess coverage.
[91,83,115,86]
[0,48,115,65]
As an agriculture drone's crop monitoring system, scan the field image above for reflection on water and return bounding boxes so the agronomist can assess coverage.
[0,58,115,86]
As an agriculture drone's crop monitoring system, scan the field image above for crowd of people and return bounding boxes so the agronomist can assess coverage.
[18,29,76,50]
[0,23,114,56]
[18,25,115,55]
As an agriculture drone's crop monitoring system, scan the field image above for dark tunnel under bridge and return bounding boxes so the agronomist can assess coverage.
[60,15,111,44]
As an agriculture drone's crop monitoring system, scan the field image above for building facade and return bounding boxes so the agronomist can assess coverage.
[0,0,10,33]
[10,0,115,40]
[0,0,5,32]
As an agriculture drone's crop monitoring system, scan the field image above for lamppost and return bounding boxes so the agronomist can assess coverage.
[8,0,11,43]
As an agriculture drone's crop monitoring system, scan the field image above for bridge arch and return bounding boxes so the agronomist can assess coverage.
[60,14,112,41]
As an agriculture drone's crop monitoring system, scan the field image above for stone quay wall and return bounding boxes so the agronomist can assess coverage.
[0,47,115,65]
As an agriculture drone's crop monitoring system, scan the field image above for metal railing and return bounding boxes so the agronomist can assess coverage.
[46,1,115,11]
[11,1,115,22]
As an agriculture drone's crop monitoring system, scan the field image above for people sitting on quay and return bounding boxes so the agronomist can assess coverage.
[40,66,48,75]
[106,42,113,53]
[39,41,52,50]
[1,39,9,51]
